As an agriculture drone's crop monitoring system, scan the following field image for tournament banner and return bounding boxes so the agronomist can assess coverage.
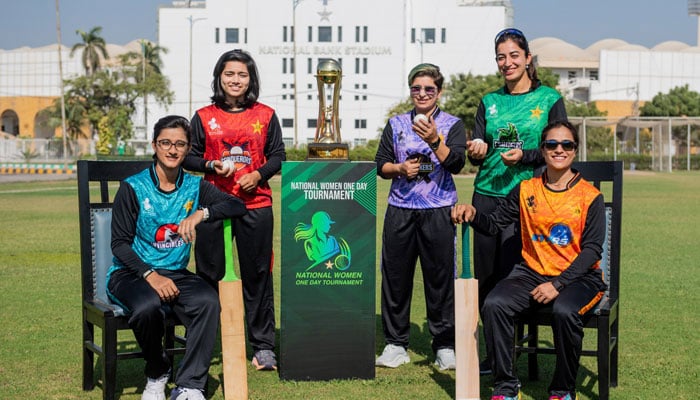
[280,161,376,380]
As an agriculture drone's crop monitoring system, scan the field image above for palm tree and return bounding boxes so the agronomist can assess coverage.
[70,26,109,75]
[122,41,170,130]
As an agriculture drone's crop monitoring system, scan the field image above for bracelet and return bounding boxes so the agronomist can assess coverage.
[206,160,215,171]
[143,269,155,279]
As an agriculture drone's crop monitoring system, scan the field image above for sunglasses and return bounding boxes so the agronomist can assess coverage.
[410,85,438,97]
[494,28,525,43]
[542,140,577,151]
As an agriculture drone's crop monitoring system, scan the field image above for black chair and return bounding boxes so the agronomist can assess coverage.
[79,160,187,400]
[514,160,622,400]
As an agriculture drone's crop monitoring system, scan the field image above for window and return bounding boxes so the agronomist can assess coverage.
[283,58,288,74]
[568,71,577,80]
[441,28,446,43]
[283,26,288,42]
[589,70,599,80]
[337,26,342,42]
[308,58,313,74]
[215,28,220,43]
[282,118,294,128]
[290,58,295,74]
[244,28,248,43]
[421,28,435,43]
[354,26,368,42]
[354,119,367,129]
[225,28,239,43]
[307,119,318,128]
[318,26,332,42]
[308,26,313,42]
[411,28,416,43]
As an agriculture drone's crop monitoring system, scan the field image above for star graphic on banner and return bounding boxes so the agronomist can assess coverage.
[251,120,263,135]
[325,260,334,269]
[530,105,543,119]
[184,200,194,213]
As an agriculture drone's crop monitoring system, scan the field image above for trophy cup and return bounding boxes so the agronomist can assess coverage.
[306,59,350,161]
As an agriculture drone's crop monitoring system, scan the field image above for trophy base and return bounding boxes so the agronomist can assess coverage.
[306,143,349,161]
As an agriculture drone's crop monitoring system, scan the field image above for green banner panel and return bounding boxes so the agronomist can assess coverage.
[280,161,376,380]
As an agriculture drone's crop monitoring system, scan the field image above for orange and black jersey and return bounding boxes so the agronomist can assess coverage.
[471,170,606,288]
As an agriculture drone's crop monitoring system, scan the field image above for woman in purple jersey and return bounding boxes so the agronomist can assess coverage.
[374,63,466,370]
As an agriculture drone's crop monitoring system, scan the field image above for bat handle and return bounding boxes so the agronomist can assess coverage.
[460,222,472,279]
[222,219,239,282]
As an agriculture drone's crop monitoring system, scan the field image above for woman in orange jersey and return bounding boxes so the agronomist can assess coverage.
[452,120,605,400]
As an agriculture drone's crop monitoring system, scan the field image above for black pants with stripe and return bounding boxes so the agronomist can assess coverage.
[483,264,605,396]
[194,207,276,352]
[107,268,220,390]
[379,205,456,354]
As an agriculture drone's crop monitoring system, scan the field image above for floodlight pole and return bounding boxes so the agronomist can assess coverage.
[55,0,68,170]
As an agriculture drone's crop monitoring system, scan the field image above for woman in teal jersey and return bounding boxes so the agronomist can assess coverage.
[466,28,567,375]
[107,115,246,400]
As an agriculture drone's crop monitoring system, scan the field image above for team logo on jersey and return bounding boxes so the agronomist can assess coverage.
[493,122,524,150]
[488,103,498,116]
[142,198,154,213]
[207,117,222,134]
[153,223,185,249]
[222,140,253,171]
[405,151,433,183]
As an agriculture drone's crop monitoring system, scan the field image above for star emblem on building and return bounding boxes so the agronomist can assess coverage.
[318,7,332,21]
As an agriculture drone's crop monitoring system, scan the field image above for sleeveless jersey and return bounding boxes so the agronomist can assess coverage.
[474,85,562,197]
[196,103,275,209]
[519,176,601,277]
[109,168,201,275]
[386,110,460,209]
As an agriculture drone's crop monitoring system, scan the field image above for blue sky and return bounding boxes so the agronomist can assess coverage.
[0,0,697,50]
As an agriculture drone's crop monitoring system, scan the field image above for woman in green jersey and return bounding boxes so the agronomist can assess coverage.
[466,28,567,374]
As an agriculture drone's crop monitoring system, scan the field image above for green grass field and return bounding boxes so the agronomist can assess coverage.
[0,171,698,399]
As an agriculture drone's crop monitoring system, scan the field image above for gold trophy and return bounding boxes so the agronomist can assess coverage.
[306,59,350,161]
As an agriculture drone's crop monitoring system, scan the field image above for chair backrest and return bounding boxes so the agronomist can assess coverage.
[78,160,153,312]
[572,161,623,312]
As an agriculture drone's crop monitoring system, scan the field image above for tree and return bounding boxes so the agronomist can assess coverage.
[70,26,109,75]
[640,85,700,117]
[119,41,172,129]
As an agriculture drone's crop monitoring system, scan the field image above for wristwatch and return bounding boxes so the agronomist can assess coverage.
[429,136,441,151]
[199,206,210,221]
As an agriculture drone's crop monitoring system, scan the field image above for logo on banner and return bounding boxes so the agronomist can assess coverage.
[294,211,351,271]
[293,211,364,287]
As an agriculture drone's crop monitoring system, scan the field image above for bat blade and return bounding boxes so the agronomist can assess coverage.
[455,223,480,400]
[219,279,248,400]
[219,219,248,400]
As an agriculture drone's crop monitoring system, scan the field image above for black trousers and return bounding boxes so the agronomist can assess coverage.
[482,264,605,396]
[107,268,220,390]
[471,191,522,312]
[194,207,276,352]
[379,205,456,353]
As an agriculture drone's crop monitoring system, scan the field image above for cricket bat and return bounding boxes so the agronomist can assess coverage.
[455,223,480,400]
[218,219,248,400]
